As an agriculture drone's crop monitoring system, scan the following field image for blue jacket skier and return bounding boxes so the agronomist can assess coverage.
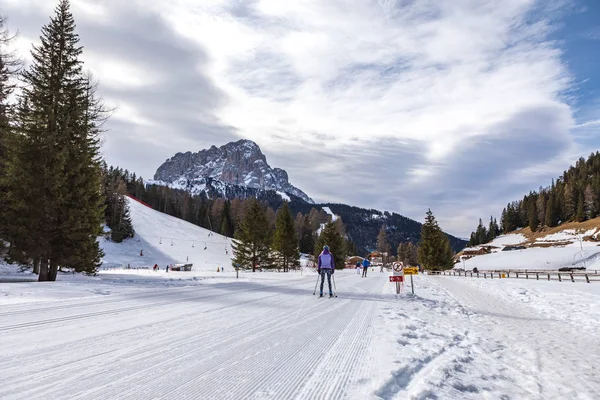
[361,258,370,277]
[317,245,335,297]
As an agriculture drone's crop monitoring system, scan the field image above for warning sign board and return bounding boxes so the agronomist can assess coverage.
[403,267,419,275]
[389,276,404,282]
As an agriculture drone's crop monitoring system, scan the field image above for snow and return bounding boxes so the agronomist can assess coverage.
[322,206,338,221]
[277,190,291,201]
[2,201,600,398]
[460,244,600,271]
[1,271,598,399]
[99,197,233,272]
[535,228,598,242]
[486,233,527,247]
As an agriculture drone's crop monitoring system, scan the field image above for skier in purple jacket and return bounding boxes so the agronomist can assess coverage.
[317,245,335,297]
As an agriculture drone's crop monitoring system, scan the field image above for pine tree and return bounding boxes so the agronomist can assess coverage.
[576,193,585,222]
[475,218,487,244]
[376,226,391,255]
[298,214,314,254]
[314,221,345,270]
[231,198,274,271]
[417,209,453,270]
[0,16,20,244]
[219,200,235,237]
[493,218,500,237]
[406,242,418,265]
[397,242,407,262]
[487,216,496,242]
[536,194,546,226]
[584,185,596,219]
[3,1,106,280]
[272,201,300,271]
[528,200,538,232]
[544,195,556,227]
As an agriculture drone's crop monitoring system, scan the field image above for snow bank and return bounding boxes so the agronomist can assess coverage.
[487,233,527,247]
[535,228,598,242]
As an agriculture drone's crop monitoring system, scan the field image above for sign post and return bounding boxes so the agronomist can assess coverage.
[391,262,405,294]
[403,267,418,295]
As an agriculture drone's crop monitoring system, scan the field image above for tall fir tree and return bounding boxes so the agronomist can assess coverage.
[0,16,20,244]
[544,194,556,227]
[219,200,235,237]
[417,209,454,270]
[314,221,345,270]
[298,214,314,254]
[272,201,300,271]
[231,198,274,271]
[376,226,391,261]
[102,170,134,243]
[576,192,585,222]
[487,216,497,242]
[528,200,538,232]
[2,1,106,280]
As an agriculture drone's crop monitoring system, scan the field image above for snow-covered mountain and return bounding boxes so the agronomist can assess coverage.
[152,139,314,203]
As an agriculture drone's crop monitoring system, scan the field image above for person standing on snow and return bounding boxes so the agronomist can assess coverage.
[356,261,361,275]
[317,245,335,297]
[362,257,370,277]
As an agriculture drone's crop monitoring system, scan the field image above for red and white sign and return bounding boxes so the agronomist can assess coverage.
[389,276,404,282]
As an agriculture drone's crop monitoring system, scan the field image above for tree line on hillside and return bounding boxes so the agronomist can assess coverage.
[468,152,600,246]
[102,166,457,270]
[0,2,107,281]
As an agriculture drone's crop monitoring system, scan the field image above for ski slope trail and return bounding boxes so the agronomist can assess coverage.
[0,272,384,400]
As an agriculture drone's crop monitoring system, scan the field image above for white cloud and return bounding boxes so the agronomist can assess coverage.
[1,0,587,237]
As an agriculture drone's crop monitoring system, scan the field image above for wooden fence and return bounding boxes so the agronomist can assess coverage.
[434,269,600,283]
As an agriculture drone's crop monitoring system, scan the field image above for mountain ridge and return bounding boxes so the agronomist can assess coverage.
[153,139,314,203]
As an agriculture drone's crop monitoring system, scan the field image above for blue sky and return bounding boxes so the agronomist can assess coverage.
[1,0,599,237]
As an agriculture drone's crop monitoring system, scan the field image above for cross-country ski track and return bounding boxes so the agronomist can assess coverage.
[1,272,599,400]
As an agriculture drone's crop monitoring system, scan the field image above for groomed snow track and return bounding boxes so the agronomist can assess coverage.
[0,274,384,400]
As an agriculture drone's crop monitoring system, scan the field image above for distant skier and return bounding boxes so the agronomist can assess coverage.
[362,258,370,277]
[356,261,361,275]
[317,245,335,297]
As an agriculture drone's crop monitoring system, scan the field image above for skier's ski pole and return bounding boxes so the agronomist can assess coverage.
[312,272,320,295]
[333,273,338,297]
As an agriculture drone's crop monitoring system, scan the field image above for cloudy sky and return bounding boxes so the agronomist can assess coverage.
[2,0,599,237]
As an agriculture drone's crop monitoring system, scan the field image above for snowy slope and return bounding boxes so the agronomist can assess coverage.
[458,230,600,271]
[1,272,598,399]
[460,243,600,271]
[322,206,339,221]
[100,197,233,271]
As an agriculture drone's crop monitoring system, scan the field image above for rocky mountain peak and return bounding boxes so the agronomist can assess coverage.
[153,139,314,203]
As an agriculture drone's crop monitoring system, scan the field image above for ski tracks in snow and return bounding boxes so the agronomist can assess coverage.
[0,273,385,400]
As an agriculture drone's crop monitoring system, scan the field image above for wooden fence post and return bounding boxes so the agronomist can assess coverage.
[558,273,561,282]
[586,274,590,283]
[526,272,529,279]
[536,273,539,280]
[507,272,510,278]
[484,273,486,279]
[516,272,519,279]
[570,273,574,283]
[477,272,479,278]
[547,273,550,281]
